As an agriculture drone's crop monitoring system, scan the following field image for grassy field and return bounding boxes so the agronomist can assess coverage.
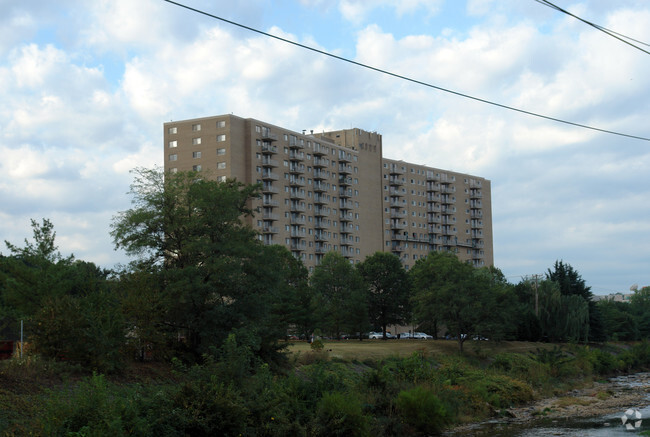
[285,339,550,361]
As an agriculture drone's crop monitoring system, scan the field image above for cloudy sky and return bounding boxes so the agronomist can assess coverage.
[2,0,649,293]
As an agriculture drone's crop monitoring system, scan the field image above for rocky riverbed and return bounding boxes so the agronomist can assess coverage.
[446,373,650,435]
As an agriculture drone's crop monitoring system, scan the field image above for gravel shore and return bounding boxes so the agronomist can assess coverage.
[446,373,650,435]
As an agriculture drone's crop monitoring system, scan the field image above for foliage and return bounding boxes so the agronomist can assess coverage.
[357,252,411,339]
[32,290,125,373]
[395,386,449,435]
[1,219,123,372]
[311,252,368,339]
[111,168,302,363]
[597,299,639,341]
[547,260,604,341]
[410,252,507,352]
[315,391,370,437]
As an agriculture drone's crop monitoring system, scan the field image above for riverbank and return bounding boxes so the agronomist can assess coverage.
[447,373,650,435]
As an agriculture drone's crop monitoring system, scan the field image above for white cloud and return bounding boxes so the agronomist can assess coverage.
[1,0,649,292]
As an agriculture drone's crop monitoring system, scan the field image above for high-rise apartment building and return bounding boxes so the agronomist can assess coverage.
[164,114,493,271]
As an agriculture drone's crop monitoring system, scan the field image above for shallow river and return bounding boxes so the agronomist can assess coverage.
[446,374,650,436]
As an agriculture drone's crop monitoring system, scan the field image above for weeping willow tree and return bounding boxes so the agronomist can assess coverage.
[538,280,589,342]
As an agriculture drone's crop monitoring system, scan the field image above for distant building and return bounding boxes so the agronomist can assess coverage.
[164,114,493,271]
[592,292,633,303]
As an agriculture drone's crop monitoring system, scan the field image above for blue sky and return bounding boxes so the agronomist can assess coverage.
[1,0,650,294]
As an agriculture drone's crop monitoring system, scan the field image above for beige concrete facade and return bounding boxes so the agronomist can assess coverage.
[164,114,493,271]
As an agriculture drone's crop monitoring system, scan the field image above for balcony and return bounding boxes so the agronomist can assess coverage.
[313,181,326,191]
[390,210,407,219]
[313,143,327,156]
[261,144,278,154]
[313,170,326,180]
[339,176,352,186]
[261,226,278,234]
[290,203,306,213]
[314,219,329,229]
[388,165,404,175]
[261,132,278,142]
[339,189,352,198]
[315,232,329,242]
[289,189,305,200]
[289,150,304,160]
[340,224,353,234]
[289,163,305,174]
[289,177,305,187]
[261,158,278,167]
[313,194,328,204]
[262,212,279,221]
[290,215,305,225]
[313,157,327,167]
[262,199,279,207]
[314,207,329,217]
[338,164,352,174]
[390,221,406,230]
[389,177,403,186]
[261,171,279,181]
[261,185,278,194]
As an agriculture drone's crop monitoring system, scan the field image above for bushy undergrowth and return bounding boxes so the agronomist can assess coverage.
[5,341,650,436]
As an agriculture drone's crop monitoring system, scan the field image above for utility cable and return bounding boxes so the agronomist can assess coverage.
[161,0,650,142]
[534,0,650,55]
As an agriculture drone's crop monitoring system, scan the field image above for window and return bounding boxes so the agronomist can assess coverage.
[170,167,178,173]
[217,176,226,182]
[217,134,226,142]
[217,148,226,155]
[217,162,226,170]
[192,165,201,171]
[168,140,177,148]
[192,124,201,131]
[192,151,201,158]
[169,154,177,161]
[192,137,201,145]
[216,120,226,128]
[168,127,177,134]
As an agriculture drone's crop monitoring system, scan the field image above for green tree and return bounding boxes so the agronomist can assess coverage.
[111,168,302,362]
[1,219,75,319]
[1,219,124,370]
[629,286,650,339]
[597,299,638,341]
[536,279,589,342]
[357,252,410,340]
[410,251,499,352]
[311,252,368,340]
[547,261,604,341]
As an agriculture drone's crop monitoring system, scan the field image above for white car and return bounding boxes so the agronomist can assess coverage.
[369,331,392,339]
[412,332,433,340]
[397,332,412,339]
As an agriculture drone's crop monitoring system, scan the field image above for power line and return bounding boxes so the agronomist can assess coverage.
[533,0,650,55]
[161,0,650,142]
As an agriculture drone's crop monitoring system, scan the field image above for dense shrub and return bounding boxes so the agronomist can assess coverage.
[395,386,449,435]
[315,391,370,437]
[39,373,150,436]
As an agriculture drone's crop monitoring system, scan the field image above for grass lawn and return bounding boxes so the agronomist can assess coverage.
[285,339,550,361]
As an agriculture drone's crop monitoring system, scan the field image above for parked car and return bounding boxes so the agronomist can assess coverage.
[368,331,392,339]
[397,332,412,339]
[413,332,433,340]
